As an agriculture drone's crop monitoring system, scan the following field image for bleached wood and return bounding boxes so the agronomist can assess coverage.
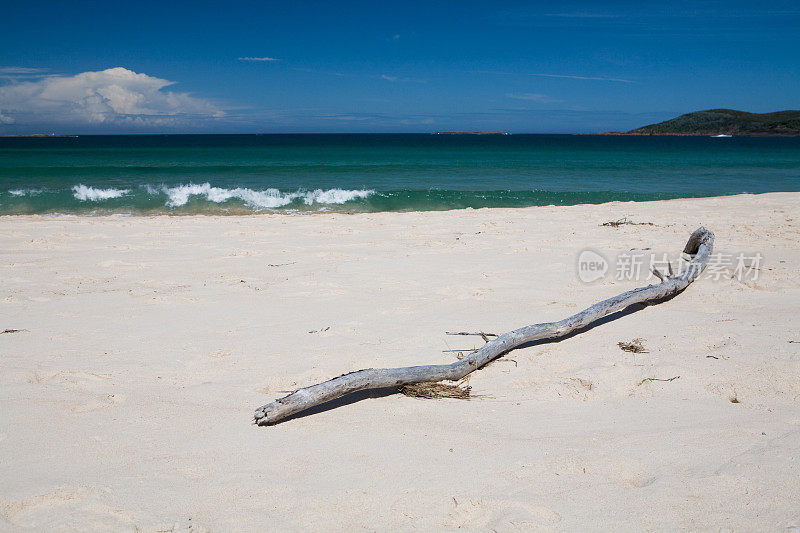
[254,227,714,425]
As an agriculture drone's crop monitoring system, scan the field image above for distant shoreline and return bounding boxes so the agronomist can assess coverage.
[434,131,510,135]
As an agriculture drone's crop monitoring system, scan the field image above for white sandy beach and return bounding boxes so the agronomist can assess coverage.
[1,192,799,531]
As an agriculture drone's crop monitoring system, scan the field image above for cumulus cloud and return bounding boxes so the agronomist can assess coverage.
[0,67,223,128]
[238,57,279,62]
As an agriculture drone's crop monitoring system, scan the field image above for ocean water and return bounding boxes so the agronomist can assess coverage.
[1,134,798,215]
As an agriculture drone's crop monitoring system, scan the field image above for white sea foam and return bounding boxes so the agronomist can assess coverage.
[158,183,374,209]
[302,188,373,205]
[9,188,45,196]
[72,184,130,201]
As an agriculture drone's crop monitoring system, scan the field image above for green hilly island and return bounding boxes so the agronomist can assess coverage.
[625,109,800,136]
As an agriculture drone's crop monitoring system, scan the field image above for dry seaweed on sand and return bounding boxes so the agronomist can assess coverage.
[618,338,648,353]
[637,375,680,386]
[601,217,655,228]
[400,382,472,399]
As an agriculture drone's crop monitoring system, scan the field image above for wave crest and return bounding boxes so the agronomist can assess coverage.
[73,184,130,201]
[159,183,374,209]
[302,188,373,205]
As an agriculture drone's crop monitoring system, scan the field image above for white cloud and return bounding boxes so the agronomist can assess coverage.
[0,67,48,74]
[506,93,561,103]
[0,109,14,124]
[380,74,426,83]
[0,67,223,128]
[533,73,634,83]
[0,66,54,81]
[238,57,279,62]
[476,70,635,83]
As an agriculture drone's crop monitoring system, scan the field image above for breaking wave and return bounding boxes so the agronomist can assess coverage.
[73,184,131,201]
[156,183,375,208]
[1,182,383,214]
[1,185,688,215]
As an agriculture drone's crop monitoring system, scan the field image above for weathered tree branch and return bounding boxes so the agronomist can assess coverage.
[254,227,714,425]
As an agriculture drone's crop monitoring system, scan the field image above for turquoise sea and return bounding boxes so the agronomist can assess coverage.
[1,134,798,215]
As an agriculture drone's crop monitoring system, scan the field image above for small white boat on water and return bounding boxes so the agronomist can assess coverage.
[711,134,732,138]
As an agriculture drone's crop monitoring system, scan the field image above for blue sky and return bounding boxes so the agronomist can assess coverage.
[1,1,798,133]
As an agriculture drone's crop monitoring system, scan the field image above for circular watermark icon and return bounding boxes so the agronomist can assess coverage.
[577,248,609,283]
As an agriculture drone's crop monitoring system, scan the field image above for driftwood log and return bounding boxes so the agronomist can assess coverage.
[255,227,714,425]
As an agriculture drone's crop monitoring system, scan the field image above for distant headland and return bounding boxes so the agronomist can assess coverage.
[601,109,800,136]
